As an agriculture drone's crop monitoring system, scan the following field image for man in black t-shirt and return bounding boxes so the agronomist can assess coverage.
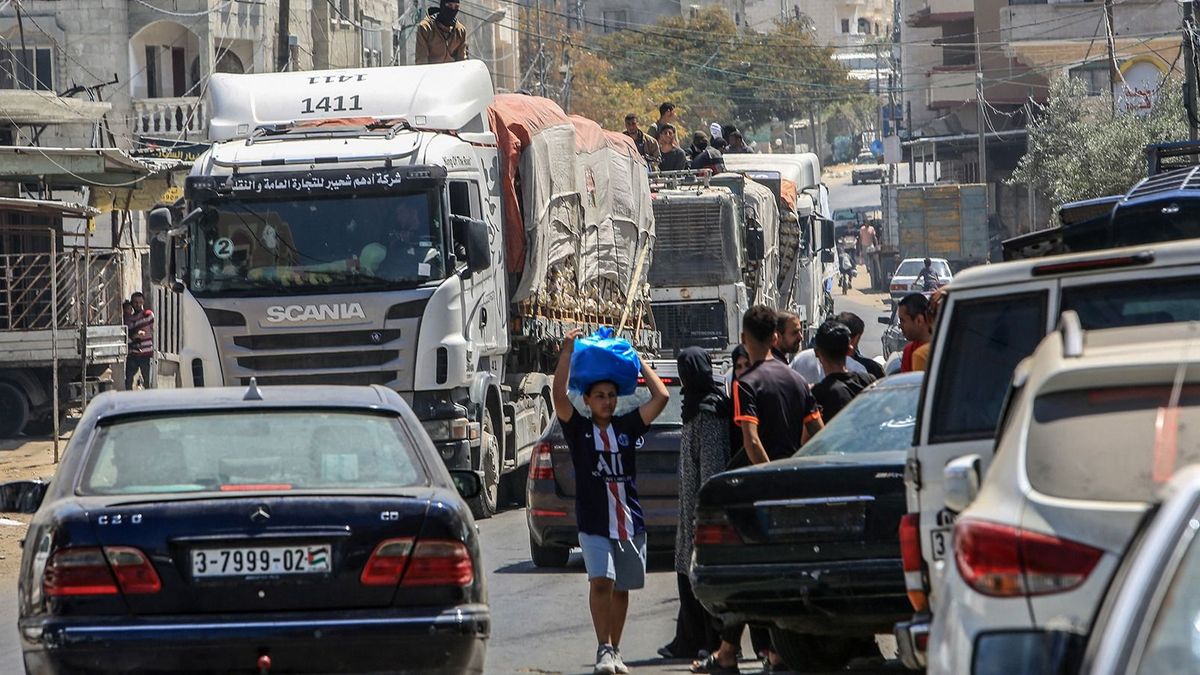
[734,305,824,464]
[812,320,876,421]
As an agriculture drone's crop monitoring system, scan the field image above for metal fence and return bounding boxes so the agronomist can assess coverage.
[0,250,124,331]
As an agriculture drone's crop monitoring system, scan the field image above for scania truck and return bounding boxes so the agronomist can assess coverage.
[145,62,657,518]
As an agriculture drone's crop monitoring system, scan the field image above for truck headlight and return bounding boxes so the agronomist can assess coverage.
[422,417,479,442]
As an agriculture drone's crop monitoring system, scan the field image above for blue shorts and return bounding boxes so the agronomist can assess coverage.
[578,532,647,591]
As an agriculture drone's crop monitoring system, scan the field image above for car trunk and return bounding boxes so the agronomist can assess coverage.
[696,452,906,566]
[86,493,430,615]
[551,425,681,499]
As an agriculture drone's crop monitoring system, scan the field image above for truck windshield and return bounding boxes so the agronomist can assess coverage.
[189,191,446,296]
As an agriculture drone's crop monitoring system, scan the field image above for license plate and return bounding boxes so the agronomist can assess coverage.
[763,502,867,539]
[191,544,332,578]
[930,528,950,561]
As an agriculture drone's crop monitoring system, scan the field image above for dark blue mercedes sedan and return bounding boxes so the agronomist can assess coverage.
[16,382,488,674]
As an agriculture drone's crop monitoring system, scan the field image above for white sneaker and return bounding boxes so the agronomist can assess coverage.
[595,645,617,675]
[613,647,630,674]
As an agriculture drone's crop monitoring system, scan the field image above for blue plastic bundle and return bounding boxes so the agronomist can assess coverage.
[568,327,641,396]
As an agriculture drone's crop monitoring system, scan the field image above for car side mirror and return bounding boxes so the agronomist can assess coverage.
[944,454,982,513]
[878,316,891,325]
[746,227,764,261]
[449,469,483,501]
[0,479,47,514]
[147,206,174,234]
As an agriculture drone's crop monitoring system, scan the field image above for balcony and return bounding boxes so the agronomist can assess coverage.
[131,97,208,139]
[927,70,976,109]
[907,0,974,27]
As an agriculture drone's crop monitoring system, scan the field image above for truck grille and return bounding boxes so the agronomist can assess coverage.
[653,301,727,354]
[221,328,403,387]
[236,351,399,371]
[654,200,725,255]
[239,372,395,386]
[233,329,402,350]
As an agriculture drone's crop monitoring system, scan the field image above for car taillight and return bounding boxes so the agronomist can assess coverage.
[361,538,474,587]
[899,514,928,611]
[954,519,1102,598]
[891,284,905,291]
[105,547,162,594]
[694,513,742,546]
[401,540,474,587]
[44,546,161,596]
[530,441,555,481]
[360,538,414,586]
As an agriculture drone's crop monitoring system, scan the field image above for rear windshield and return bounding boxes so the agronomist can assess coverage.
[796,382,920,457]
[895,260,950,277]
[1027,386,1200,502]
[82,411,426,495]
[1062,276,1200,329]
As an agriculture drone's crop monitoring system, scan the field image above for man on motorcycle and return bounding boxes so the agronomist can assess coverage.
[838,248,856,294]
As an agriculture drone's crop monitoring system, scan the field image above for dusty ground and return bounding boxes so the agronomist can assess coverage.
[0,436,63,578]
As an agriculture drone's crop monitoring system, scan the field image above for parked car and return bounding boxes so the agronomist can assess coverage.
[691,373,923,672]
[878,304,906,360]
[16,383,488,674]
[927,316,1200,675]
[526,360,689,567]
[851,153,884,185]
[897,238,1200,670]
[888,257,952,300]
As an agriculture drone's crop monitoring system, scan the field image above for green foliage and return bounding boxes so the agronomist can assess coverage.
[1011,76,1188,212]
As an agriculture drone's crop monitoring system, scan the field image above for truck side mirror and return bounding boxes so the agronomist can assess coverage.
[149,234,169,284]
[820,219,836,250]
[878,315,891,325]
[821,249,834,264]
[746,227,765,262]
[944,454,982,513]
[464,218,491,275]
[147,206,174,234]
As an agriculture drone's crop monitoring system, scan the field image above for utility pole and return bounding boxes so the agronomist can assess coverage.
[1104,0,1118,116]
[536,0,547,97]
[277,0,290,72]
[1186,0,1198,139]
[874,43,883,144]
[975,28,988,214]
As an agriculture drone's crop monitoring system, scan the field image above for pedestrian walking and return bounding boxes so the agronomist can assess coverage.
[836,312,885,379]
[657,124,688,172]
[125,292,155,390]
[552,328,670,675]
[624,113,661,169]
[811,320,876,421]
[415,0,469,65]
[897,293,933,373]
[659,347,727,661]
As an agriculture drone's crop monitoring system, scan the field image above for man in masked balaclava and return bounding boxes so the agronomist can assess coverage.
[415,0,469,65]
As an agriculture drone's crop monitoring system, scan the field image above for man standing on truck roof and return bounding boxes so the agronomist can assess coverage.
[898,293,933,373]
[657,124,688,172]
[647,102,677,140]
[125,292,155,390]
[415,1,468,65]
[553,328,670,675]
[623,114,661,170]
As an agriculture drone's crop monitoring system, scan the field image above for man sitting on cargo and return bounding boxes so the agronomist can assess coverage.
[416,1,469,65]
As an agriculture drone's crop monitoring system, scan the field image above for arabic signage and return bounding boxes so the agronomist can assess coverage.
[133,138,212,163]
[186,166,447,200]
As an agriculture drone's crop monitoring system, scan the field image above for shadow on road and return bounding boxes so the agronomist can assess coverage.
[493,552,676,575]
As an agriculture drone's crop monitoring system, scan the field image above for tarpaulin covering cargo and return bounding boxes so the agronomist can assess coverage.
[742,178,781,305]
[487,95,654,323]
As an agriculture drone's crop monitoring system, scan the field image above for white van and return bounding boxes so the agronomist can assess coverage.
[896,240,1200,668]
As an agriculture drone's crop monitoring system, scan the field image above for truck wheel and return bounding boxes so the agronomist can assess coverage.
[469,413,501,520]
[769,629,870,672]
[529,533,570,568]
[0,382,29,439]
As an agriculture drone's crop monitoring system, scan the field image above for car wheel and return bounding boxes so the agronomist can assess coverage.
[0,382,29,439]
[769,629,871,672]
[529,533,570,568]
[468,414,501,520]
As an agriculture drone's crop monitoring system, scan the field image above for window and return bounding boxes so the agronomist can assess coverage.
[362,16,383,67]
[929,292,1048,442]
[841,19,850,33]
[0,45,52,91]
[875,22,880,35]
[1136,524,1200,673]
[603,10,628,33]
[145,45,158,98]
[1062,276,1200,329]
[857,18,869,34]
[1070,62,1110,97]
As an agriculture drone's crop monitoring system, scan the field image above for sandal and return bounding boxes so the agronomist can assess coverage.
[690,653,740,674]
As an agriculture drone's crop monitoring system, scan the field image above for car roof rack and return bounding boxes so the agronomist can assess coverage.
[1059,311,1084,358]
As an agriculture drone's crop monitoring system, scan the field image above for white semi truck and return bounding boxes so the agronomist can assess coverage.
[144,62,657,518]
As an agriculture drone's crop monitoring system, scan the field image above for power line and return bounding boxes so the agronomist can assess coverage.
[131,0,234,18]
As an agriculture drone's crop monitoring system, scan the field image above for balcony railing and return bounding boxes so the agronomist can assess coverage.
[131,97,208,138]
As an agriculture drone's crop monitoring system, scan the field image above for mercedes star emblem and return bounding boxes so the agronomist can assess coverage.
[250,506,271,523]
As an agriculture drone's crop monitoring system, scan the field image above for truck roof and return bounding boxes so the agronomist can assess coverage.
[949,238,1200,291]
[722,154,819,190]
[207,62,495,142]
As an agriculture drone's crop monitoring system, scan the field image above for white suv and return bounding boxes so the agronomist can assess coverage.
[928,315,1200,674]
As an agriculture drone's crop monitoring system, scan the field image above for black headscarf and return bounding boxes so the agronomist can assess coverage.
[731,344,749,371]
[678,347,727,423]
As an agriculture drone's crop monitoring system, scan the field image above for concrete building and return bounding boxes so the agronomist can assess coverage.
[700,0,893,44]
[0,0,519,150]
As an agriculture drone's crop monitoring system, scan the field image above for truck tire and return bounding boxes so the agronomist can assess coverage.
[469,413,501,520]
[0,382,29,439]
[529,533,570,568]
[769,629,872,672]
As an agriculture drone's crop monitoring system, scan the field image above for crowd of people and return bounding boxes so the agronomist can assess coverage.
[624,102,756,175]
[557,297,941,674]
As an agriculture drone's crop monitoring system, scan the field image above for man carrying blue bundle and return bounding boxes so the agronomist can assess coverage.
[553,327,670,675]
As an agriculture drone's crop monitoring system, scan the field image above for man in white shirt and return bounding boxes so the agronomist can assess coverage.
[791,345,867,385]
